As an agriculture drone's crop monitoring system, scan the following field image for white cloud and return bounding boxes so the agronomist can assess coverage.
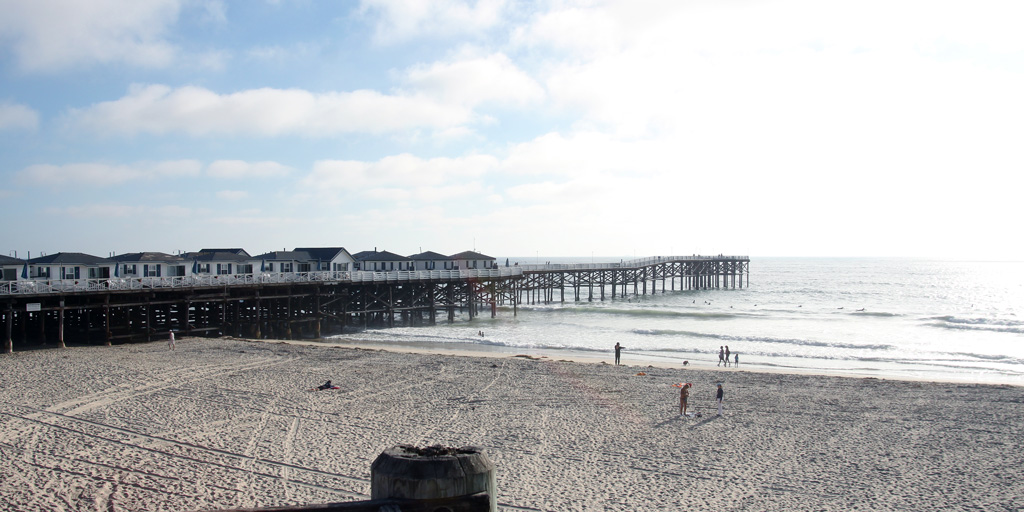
[17,160,202,185]
[65,84,475,137]
[207,160,292,179]
[48,203,194,218]
[216,190,249,200]
[359,0,508,44]
[306,153,498,190]
[404,52,544,107]
[0,102,40,131]
[0,0,182,72]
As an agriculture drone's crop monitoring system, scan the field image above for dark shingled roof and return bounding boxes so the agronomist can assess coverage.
[198,248,251,257]
[28,252,111,265]
[110,252,186,263]
[0,255,26,265]
[294,247,352,261]
[450,251,494,260]
[253,251,314,261]
[184,252,252,263]
[408,251,452,261]
[352,250,412,262]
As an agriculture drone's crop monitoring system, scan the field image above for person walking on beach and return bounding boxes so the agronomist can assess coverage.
[718,346,725,366]
[716,383,724,416]
[169,331,175,351]
[734,353,738,366]
[614,342,623,365]
[725,346,730,366]
[679,383,690,416]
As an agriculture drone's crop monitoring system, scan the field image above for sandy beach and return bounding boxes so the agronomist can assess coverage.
[1,337,1022,511]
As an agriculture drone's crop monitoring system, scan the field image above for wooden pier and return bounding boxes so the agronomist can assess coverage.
[2,256,748,351]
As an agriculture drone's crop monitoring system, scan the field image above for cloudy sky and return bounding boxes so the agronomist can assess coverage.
[1,0,1021,260]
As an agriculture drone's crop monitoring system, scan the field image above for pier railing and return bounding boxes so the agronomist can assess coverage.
[0,267,524,296]
[518,255,749,272]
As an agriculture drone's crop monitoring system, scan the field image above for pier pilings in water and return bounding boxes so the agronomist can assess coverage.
[517,256,749,305]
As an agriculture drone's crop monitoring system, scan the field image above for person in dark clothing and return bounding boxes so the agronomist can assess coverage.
[614,342,623,365]
[716,383,724,416]
[315,380,333,391]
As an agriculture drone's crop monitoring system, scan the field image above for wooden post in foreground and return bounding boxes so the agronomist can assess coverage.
[371,445,496,512]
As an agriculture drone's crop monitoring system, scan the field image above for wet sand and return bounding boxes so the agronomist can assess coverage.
[1,337,1022,511]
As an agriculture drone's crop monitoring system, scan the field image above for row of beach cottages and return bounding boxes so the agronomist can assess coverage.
[0,248,498,282]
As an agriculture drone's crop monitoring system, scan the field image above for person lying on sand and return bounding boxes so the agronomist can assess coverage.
[312,380,334,391]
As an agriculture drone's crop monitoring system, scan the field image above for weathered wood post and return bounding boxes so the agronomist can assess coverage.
[371,445,496,512]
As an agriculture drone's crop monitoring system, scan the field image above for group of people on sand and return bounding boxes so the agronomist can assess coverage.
[679,382,725,417]
[718,345,738,367]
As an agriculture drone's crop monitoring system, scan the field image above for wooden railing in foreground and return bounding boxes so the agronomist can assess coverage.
[208,445,496,512]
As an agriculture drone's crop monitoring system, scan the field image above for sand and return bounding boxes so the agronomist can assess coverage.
[1,337,1022,512]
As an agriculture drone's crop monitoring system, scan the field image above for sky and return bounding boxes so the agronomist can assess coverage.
[1,0,1022,260]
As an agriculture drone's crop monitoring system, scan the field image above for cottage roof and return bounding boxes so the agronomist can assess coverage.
[185,251,252,263]
[408,251,452,261]
[28,252,111,265]
[198,248,251,257]
[0,255,26,265]
[294,247,353,261]
[450,251,494,260]
[254,250,314,261]
[110,252,186,263]
[352,250,412,262]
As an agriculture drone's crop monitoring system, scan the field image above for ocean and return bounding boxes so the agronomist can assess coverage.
[330,258,1024,385]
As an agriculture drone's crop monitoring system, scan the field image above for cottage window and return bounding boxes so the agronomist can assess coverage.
[298,263,310,272]
[145,264,161,277]
[237,264,253,274]
[217,263,232,275]
[34,267,51,278]
[62,267,80,279]
[198,263,211,273]
[281,262,293,272]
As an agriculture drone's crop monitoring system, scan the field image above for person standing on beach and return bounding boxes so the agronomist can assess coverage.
[614,342,623,365]
[734,353,738,366]
[679,383,690,415]
[718,346,725,366]
[725,346,731,366]
[716,384,724,416]
[169,331,175,351]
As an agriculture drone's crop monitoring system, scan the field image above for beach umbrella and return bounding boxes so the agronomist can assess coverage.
[260,259,266,272]
[21,261,28,279]
[114,263,120,277]
[505,258,509,267]
[191,259,199,274]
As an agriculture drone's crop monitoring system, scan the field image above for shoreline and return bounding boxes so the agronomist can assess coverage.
[277,335,1022,387]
